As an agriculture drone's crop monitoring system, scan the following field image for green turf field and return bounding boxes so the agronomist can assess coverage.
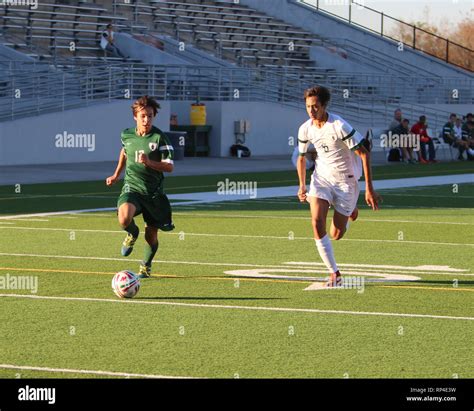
[0,165,473,378]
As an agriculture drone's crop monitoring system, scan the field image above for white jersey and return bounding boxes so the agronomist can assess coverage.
[298,113,364,183]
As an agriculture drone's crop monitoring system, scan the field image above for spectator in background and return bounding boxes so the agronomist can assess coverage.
[463,113,474,140]
[392,119,416,164]
[454,117,463,139]
[411,115,437,164]
[389,109,402,131]
[443,113,468,160]
[463,120,474,160]
[100,23,127,59]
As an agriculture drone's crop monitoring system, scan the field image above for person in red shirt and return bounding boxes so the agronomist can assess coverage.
[410,115,437,163]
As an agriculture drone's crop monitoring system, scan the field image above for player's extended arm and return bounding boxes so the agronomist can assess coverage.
[296,154,307,202]
[106,148,126,186]
[138,153,174,173]
[354,146,382,210]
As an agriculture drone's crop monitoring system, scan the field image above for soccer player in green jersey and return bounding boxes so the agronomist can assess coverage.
[106,96,175,278]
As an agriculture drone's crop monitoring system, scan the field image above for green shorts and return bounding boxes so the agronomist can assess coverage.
[117,191,175,231]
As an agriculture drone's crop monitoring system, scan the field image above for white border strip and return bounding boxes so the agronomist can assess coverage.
[0,293,472,321]
[0,364,194,379]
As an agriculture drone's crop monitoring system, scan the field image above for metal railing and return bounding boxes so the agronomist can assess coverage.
[298,0,473,72]
[0,61,466,133]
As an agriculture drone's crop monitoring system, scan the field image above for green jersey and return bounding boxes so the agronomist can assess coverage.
[121,126,174,195]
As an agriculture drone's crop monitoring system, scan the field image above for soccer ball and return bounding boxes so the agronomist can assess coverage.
[112,270,140,299]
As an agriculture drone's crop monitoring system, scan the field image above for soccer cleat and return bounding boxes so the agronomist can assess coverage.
[138,263,151,279]
[121,232,138,257]
[349,207,359,222]
[325,271,343,288]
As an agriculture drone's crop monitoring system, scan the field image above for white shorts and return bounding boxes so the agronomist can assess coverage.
[307,172,360,217]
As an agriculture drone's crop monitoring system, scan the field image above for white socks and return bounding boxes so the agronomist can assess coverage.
[315,234,339,273]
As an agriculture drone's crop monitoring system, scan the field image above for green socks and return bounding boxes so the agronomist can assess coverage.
[143,241,158,267]
[125,220,139,238]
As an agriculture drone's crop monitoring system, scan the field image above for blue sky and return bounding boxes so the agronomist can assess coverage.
[310,0,472,34]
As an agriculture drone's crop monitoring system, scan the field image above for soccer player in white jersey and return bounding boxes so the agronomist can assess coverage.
[297,86,382,287]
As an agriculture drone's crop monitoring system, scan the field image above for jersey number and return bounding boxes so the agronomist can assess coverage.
[322,144,330,153]
[135,150,145,163]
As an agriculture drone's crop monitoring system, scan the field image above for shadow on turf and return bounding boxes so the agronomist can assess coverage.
[138,296,287,301]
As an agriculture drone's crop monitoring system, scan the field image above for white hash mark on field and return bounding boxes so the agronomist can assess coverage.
[0,226,472,247]
[0,364,195,379]
[0,293,473,321]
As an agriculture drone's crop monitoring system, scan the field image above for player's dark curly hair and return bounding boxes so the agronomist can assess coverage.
[304,86,331,106]
[132,95,161,117]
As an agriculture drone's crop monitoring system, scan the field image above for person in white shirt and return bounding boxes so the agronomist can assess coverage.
[297,86,382,287]
[453,117,463,139]
[100,23,127,59]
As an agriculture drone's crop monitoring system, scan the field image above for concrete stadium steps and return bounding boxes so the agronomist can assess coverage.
[0,1,146,62]
[144,0,319,69]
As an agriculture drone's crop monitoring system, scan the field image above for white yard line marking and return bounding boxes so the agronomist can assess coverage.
[223,269,421,282]
[0,227,120,234]
[0,293,472,321]
[285,262,470,272]
[173,213,474,225]
[0,253,472,276]
[3,219,49,222]
[0,208,116,220]
[380,193,474,199]
[0,226,471,247]
[0,364,194,379]
[0,253,292,268]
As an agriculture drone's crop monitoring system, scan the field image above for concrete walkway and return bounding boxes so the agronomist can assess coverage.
[0,152,390,186]
[1,174,471,219]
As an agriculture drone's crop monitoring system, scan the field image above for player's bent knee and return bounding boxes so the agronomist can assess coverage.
[118,215,133,228]
[330,228,345,241]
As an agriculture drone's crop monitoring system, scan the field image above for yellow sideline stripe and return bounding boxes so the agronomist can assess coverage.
[1,267,474,291]
[0,267,307,285]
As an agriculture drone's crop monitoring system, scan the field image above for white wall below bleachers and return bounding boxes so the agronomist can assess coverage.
[2,98,469,166]
[170,100,310,157]
[0,100,171,166]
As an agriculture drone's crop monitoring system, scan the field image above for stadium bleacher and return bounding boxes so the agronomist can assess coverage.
[0,0,472,157]
[1,2,146,61]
